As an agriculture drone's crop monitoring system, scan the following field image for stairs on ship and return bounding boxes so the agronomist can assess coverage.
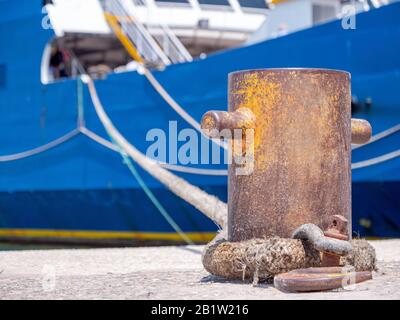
[103,0,192,67]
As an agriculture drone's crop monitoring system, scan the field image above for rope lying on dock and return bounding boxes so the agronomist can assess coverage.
[86,77,228,229]
[202,231,377,282]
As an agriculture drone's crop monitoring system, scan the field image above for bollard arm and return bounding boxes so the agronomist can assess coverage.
[351,118,372,144]
[201,108,255,138]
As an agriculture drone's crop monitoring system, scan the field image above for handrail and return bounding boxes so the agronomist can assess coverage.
[104,0,192,66]
[128,0,192,63]
[106,0,170,65]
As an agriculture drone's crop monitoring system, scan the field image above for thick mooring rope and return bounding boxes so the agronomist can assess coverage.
[80,127,228,176]
[202,234,377,282]
[106,132,195,245]
[86,77,228,228]
[1,65,399,173]
[143,69,203,133]
[143,66,400,171]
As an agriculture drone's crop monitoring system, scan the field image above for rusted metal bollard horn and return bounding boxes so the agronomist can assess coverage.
[201,68,373,292]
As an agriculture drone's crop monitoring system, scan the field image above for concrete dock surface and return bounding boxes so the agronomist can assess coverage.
[0,240,399,300]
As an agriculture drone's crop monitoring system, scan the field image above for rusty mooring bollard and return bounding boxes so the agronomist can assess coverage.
[201,68,372,242]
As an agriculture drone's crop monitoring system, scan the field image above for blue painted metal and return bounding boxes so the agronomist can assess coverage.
[0,0,399,240]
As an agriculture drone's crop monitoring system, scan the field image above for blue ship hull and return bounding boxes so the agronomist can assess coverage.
[0,0,399,243]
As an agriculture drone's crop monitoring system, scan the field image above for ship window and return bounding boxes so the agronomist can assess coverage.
[198,0,232,10]
[238,0,268,9]
[155,0,190,4]
[0,64,5,88]
[198,0,230,5]
[312,4,336,25]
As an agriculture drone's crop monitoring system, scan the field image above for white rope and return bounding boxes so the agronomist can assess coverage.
[1,120,396,174]
[350,122,400,168]
[160,163,227,176]
[80,127,228,176]
[82,123,399,172]
[0,129,80,162]
[142,68,228,150]
[0,69,398,179]
[143,69,201,130]
[351,149,400,169]
[352,123,400,150]
[143,65,400,169]
[86,77,228,228]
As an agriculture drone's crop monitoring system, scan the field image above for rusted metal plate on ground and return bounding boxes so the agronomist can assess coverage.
[274,267,372,293]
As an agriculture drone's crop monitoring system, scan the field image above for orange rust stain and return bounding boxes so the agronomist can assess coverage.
[231,72,282,170]
[228,69,352,240]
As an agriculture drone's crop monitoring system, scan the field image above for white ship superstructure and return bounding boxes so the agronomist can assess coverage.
[42,0,394,80]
